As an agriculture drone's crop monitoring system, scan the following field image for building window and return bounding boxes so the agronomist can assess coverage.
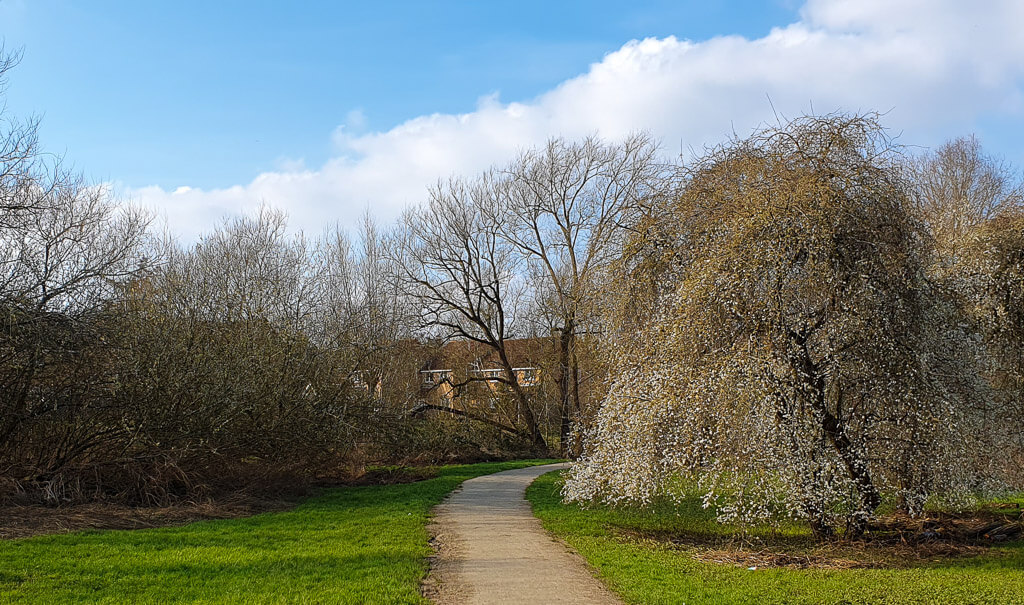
[517,368,540,386]
[421,369,451,387]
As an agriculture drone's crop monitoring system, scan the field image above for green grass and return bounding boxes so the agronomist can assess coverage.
[0,459,558,604]
[527,471,1024,605]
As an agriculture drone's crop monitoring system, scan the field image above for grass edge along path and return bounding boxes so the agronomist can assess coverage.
[0,459,558,604]
[526,471,1024,605]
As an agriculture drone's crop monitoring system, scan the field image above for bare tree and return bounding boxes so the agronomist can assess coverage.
[0,46,151,462]
[1,178,150,314]
[98,209,366,500]
[391,176,547,450]
[0,45,457,501]
[496,134,664,454]
[952,210,1024,486]
[914,135,1024,259]
[0,47,42,224]
[318,213,417,404]
[914,138,1024,487]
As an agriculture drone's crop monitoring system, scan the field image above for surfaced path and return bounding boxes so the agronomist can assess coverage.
[424,463,622,605]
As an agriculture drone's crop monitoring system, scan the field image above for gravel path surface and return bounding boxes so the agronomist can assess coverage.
[423,463,622,605]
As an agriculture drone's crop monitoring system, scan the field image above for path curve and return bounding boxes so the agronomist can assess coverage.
[424,463,622,605]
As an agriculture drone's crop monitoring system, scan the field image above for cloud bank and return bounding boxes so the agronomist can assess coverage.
[128,0,1024,241]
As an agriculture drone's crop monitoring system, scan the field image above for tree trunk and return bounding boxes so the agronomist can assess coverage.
[792,333,881,538]
[568,337,582,458]
[408,402,527,439]
[556,324,573,456]
[496,345,547,451]
[554,319,585,458]
[822,405,881,537]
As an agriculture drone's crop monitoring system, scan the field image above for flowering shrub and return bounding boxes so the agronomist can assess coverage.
[566,115,992,537]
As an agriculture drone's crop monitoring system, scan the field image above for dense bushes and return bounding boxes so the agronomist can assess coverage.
[0,48,521,500]
[0,212,365,503]
[0,182,540,504]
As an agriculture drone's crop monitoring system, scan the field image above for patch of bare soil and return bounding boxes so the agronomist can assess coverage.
[867,508,1024,546]
[421,496,470,605]
[342,465,439,487]
[0,495,297,540]
[615,507,1024,570]
[691,549,875,570]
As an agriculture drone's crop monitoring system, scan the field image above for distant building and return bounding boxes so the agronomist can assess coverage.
[416,338,553,411]
[350,370,383,399]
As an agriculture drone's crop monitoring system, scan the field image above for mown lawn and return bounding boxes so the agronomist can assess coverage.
[527,471,1024,605]
[0,459,557,604]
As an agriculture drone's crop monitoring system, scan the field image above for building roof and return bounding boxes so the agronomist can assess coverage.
[420,337,554,373]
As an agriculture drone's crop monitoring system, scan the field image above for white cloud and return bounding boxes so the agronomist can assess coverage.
[342,108,368,133]
[126,0,1024,242]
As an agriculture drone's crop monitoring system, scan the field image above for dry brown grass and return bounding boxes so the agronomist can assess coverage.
[0,464,444,541]
[615,507,1024,570]
[0,495,297,540]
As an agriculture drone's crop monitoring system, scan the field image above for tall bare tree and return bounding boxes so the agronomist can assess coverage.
[319,213,416,404]
[497,134,664,454]
[915,138,1024,486]
[914,135,1024,259]
[391,176,547,449]
[0,47,151,461]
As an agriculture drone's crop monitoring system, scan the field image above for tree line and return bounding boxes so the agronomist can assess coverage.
[1,49,1021,524]
[0,49,662,503]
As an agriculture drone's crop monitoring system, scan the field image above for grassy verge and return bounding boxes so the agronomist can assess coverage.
[527,471,1024,605]
[0,459,558,604]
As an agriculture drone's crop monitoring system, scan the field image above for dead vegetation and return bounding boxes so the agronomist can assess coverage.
[0,464,444,541]
[614,506,1024,570]
[0,495,298,540]
[867,508,1024,545]
[344,466,439,486]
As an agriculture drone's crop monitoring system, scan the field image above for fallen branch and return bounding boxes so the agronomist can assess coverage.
[407,402,526,439]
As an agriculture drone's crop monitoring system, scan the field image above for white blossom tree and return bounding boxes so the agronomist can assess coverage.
[915,138,1024,487]
[566,115,988,538]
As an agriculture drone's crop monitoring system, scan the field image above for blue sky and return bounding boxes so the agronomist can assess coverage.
[2,0,1023,239]
[0,1,795,188]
